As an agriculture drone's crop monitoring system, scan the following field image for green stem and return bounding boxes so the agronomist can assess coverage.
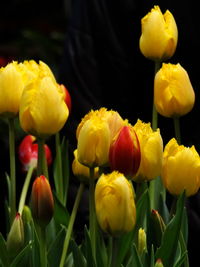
[173,117,181,144]
[110,237,119,267]
[89,167,97,261]
[8,118,16,223]
[152,61,161,131]
[39,226,47,267]
[18,165,34,214]
[59,183,85,267]
[55,132,64,203]
[37,138,48,178]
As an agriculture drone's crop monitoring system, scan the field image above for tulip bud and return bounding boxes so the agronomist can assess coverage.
[133,119,163,182]
[162,138,200,196]
[60,84,72,114]
[109,125,141,178]
[154,63,195,117]
[72,149,99,182]
[154,258,164,267]
[22,205,32,225]
[77,115,110,167]
[139,5,178,61]
[31,175,54,227]
[7,213,24,258]
[138,228,147,255]
[95,171,136,236]
[18,135,52,172]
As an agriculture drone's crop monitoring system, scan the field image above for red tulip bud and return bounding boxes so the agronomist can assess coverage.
[109,125,141,178]
[31,175,54,227]
[60,84,72,114]
[18,135,52,172]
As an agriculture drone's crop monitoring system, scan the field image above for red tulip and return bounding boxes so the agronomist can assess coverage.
[18,135,52,171]
[109,125,141,178]
[31,175,54,227]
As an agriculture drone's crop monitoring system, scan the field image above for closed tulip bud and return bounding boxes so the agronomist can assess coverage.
[154,63,195,117]
[22,205,32,224]
[18,135,52,171]
[138,228,147,255]
[95,171,136,236]
[72,149,99,182]
[162,138,200,196]
[109,125,141,178]
[155,259,164,267]
[133,119,163,182]
[60,84,72,114]
[139,5,178,61]
[31,175,54,227]
[77,115,110,167]
[0,61,26,117]
[19,76,69,138]
[7,213,24,257]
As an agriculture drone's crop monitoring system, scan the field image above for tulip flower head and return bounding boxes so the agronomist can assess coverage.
[72,149,99,182]
[60,84,72,114]
[18,135,52,172]
[133,119,163,182]
[6,213,24,258]
[109,125,141,178]
[31,175,54,227]
[19,76,69,138]
[139,5,178,61]
[95,171,136,236]
[77,114,111,167]
[154,63,195,117]
[0,61,26,117]
[162,138,200,196]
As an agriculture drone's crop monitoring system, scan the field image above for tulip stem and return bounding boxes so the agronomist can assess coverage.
[110,237,119,267]
[173,117,181,144]
[18,165,34,215]
[89,167,97,261]
[37,138,48,178]
[8,118,16,224]
[39,226,47,267]
[59,182,85,267]
[55,132,64,204]
[152,61,161,131]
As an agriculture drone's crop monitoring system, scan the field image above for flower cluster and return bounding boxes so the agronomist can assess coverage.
[0,5,199,267]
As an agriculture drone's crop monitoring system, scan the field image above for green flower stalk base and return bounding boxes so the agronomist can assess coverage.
[59,182,85,267]
[8,118,16,224]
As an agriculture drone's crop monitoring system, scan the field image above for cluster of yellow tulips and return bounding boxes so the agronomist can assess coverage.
[0,5,199,267]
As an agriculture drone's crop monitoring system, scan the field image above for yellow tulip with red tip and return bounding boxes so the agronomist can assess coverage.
[139,5,178,61]
[109,125,141,178]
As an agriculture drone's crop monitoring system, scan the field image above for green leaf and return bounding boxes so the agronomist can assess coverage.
[126,243,142,267]
[82,227,97,267]
[70,239,86,267]
[0,233,9,267]
[48,226,66,267]
[96,229,108,267]
[155,192,185,266]
[10,241,32,267]
[53,192,70,228]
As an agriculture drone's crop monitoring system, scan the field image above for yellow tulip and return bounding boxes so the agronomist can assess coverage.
[0,61,26,117]
[133,119,163,182]
[95,171,136,236]
[76,107,127,142]
[139,5,178,61]
[77,115,110,167]
[154,63,195,117]
[19,76,69,138]
[72,149,99,182]
[162,138,200,196]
